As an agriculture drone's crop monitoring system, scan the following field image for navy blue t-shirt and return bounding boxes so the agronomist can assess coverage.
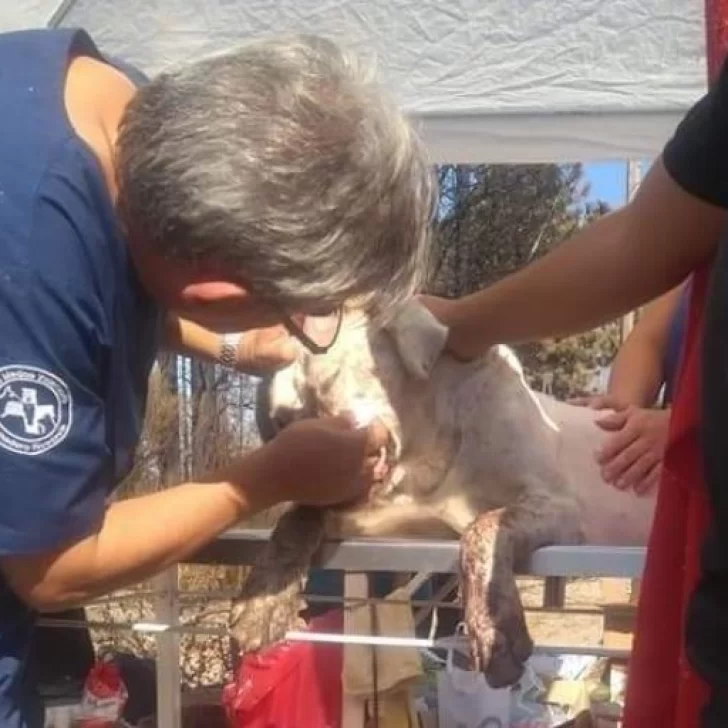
[0,29,161,727]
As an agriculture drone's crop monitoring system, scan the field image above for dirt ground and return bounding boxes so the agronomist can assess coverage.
[518,575,632,648]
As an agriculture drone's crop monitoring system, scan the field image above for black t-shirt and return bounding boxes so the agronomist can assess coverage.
[663,57,728,724]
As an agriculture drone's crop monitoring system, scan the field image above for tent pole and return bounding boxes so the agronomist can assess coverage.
[46,0,80,28]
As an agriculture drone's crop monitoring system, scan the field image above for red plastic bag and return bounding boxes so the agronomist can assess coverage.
[223,610,343,728]
[74,658,129,728]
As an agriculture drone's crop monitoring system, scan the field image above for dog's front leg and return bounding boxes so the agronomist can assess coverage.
[229,505,325,653]
[460,495,582,688]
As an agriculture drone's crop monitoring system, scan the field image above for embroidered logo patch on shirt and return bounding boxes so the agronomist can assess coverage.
[0,365,72,455]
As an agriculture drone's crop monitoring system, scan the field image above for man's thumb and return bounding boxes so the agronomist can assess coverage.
[363,419,390,452]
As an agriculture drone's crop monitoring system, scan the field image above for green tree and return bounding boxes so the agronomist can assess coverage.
[429,164,619,398]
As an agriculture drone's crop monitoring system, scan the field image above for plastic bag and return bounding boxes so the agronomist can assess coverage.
[223,609,343,728]
[73,658,128,728]
[436,626,511,728]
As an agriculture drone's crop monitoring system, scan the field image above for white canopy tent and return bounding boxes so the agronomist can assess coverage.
[3,4,711,725]
[3,0,708,163]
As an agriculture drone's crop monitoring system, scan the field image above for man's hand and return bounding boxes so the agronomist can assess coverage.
[165,315,299,375]
[238,416,391,507]
[593,406,670,495]
[236,325,299,375]
[0,417,388,612]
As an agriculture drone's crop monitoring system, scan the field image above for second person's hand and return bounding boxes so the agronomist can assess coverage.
[594,406,670,495]
[418,294,486,362]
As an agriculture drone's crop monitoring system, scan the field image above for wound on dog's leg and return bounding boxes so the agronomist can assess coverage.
[459,498,581,688]
[229,506,325,654]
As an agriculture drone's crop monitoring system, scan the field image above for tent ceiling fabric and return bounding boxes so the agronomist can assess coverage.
[2,0,708,162]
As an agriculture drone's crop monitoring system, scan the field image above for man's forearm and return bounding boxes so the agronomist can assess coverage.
[163,313,222,364]
[447,160,722,358]
[2,472,275,611]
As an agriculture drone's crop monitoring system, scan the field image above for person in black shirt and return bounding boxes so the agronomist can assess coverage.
[423,57,728,728]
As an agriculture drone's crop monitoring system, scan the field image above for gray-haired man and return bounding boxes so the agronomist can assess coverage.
[0,28,434,727]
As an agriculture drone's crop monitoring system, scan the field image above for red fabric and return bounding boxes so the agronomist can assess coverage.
[222,610,344,728]
[706,0,728,78]
[622,5,728,725]
[622,265,712,728]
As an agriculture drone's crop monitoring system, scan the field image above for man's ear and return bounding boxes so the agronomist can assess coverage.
[383,300,449,381]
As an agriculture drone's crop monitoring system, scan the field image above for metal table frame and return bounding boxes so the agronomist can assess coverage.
[151,530,646,728]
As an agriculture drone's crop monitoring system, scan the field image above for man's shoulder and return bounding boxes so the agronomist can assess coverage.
[0,139,128,349]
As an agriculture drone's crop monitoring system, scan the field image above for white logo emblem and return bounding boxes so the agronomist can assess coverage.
[0,365,72,455]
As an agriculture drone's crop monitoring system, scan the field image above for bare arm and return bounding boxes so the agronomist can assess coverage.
[0,417,388,612]
[607,282,687,407]
[163,313,223,362]
[441,160,723,359]
[1,477,258,611]
[163,313,296,375]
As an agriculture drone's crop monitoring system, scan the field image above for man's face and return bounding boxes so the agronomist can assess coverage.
[173,295,284,334]
[131,241,343,347]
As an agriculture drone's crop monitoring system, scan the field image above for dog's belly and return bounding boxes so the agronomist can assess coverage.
[535,394,657,547]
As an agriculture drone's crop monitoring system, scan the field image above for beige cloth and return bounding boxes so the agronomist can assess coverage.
[343,585,424,696]
[341,576,424,728]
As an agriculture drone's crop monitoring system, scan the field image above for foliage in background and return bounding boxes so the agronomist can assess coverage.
[428,164,619,398]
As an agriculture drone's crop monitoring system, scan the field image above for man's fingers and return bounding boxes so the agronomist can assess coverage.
[319,415,390,456]
[364,419,390,452]
[274,338,299,362]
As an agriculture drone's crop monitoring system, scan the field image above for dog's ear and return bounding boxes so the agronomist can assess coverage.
[384,300,449,381]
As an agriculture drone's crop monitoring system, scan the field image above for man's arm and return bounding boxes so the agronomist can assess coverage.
[163,313,222,362]
[163,313,296,374]
[607,282,687,408]
[1,416,388,612]
[441,159,724,360]
[1,477,255,611]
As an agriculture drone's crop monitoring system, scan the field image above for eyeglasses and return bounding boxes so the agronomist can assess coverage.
[280,307,343,355]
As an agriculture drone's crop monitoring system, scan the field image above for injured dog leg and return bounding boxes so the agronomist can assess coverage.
[460,495,582,688]
[229,505,325,653]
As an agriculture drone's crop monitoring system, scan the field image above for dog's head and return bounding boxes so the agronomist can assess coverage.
[257,299,449,463]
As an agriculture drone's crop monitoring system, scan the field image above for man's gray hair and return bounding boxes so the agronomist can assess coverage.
[116,35,436,312]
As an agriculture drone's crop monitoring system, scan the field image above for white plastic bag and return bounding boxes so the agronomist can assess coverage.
[436,626,511,728]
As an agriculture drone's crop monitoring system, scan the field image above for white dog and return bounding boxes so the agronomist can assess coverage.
[230,300,655,687]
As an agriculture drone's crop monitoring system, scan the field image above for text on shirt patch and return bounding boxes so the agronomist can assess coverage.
[0,365,72,455]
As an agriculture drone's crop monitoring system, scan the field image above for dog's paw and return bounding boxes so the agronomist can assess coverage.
[463,592,533,688]
[459,517,533,688]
